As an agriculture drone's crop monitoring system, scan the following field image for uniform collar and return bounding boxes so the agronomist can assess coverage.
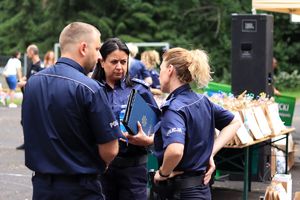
[166,84,191,100]
[104,78,126,90]
[56,57,87,75]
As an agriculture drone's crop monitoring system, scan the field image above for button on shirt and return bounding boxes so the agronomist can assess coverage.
[22,57,122,174]
[154,84,234,172]
[104,79,158,157]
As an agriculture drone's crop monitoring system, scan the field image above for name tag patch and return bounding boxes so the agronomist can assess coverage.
[166,128,183,136]
[109,120,118,128]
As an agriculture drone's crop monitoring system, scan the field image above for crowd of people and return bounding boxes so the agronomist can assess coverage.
[0,46,56,108]
[2,22,242,200]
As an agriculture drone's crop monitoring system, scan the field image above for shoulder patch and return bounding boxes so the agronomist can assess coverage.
[131,78,150,88]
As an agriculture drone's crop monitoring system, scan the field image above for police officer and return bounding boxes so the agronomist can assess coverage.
[92,38,158,200]
[127,43,153,86]
[22,22,122,199]
[141,50,162,96]
[153,47,241,199]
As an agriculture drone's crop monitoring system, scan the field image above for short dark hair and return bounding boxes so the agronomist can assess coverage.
[92,38,132,86]
[12,51,20,58]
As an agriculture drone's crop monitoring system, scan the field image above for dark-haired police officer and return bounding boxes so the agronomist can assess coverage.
[22,22,122,200]
[92,38,159,200]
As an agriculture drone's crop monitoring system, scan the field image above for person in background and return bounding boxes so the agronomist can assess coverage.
[18,44,43,89]
[127,43,152,85]
[92,38,158,200]
[22,22,122,200]
[153,47,240,199]
[272,57,281,96]
[43,50,55,68]
[2,51,23,108]
[16,44,43,150]
[141,50,162,95]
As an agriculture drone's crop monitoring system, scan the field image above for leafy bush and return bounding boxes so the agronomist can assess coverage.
[275,70,300,90]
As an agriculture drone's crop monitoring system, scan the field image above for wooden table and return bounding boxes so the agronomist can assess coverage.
[218,127,295,200]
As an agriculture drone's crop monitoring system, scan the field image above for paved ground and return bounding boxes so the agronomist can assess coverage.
[0,101,299,200]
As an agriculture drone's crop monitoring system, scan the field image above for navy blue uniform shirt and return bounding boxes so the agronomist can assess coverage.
[22,57,122,174]
[154,84,234,172]
[129,58,151,80]
[149,69,160,89]
[104,78,158,157]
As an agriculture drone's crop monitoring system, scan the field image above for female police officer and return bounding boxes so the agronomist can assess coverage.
[92,38,158,200]
[153,47,240,199]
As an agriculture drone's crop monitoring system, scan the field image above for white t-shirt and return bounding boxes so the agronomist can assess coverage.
[3,58,21,76]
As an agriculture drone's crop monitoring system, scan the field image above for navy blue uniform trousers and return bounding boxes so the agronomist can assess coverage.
[172,185,211,200]
[101,164,147,200]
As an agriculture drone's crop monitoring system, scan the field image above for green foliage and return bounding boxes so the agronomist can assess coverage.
[275,70,300,90]
[0,0,299,89]
[0,0,44,54]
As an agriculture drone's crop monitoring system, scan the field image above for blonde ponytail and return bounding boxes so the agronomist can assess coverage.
[163,47,212,88]
[188,49,212,88]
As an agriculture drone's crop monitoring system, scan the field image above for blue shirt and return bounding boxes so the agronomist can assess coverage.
[129,58,151,80]
[104,78,158,157]
[22,57,122,174]
[149,69,160,89]
[154,84,234,172]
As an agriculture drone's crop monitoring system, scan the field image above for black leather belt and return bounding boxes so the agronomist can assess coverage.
[150,172,206,199]
[154,171,205,189]
[111,155,148,168]
[172,174,205,189]
[33,172,99,182]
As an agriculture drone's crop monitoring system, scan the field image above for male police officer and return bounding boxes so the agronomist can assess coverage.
[22,22,122,199]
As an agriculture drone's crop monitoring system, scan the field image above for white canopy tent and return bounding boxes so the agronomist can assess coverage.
[252,0,300,15]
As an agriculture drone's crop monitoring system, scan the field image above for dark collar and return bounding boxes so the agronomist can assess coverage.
[104,78,127,91]
[166,84,191,100]
[56,57,87,75]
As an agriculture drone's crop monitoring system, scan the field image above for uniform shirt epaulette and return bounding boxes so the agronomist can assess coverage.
[160,96,175,110]
[131,78,150,88]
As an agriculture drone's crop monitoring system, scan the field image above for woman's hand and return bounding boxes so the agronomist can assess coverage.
[154,170,168,183]
[204,155,216,185]
[153,170,183,184]
[123,121,153,146]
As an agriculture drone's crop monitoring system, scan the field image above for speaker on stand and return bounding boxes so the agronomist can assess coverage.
[230,14,274,182]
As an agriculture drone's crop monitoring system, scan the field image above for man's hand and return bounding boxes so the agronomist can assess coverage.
[17,80,27,88]
[123,121,153,146]
[204,155,216,185]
